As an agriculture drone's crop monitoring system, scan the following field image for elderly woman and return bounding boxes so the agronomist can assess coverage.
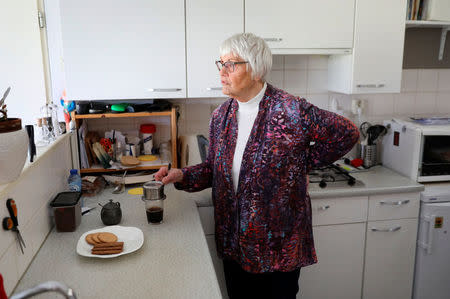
[155,33,359,299]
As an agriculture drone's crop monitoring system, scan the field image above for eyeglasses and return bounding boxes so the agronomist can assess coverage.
[215,60,249,72]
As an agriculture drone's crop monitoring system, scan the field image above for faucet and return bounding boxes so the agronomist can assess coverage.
[10,281,77,299]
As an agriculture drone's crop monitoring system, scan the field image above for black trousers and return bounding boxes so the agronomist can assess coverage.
[223,259,301,299]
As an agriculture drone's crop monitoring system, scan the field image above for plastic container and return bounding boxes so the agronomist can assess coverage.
[50,191,82,232]
[68,169,82,192]
[140,124,156,155]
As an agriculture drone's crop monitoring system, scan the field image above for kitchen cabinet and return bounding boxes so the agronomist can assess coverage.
[362,193,419,299]
[59,0,186,100]
[245,0,355,54]
[328,0,407,94]
[300,223,365,299]
[186,0,243,98]
[72,108,178,173]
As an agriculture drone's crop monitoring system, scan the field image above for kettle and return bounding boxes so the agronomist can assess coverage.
[99,199,122,225]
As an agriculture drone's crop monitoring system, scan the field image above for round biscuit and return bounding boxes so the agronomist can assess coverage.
[85,233,96,245]
[98,232,118,243]
[92,233,103,244]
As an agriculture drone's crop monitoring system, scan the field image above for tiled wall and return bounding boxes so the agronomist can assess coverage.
[173,55,450,139]
[0,135,72,296]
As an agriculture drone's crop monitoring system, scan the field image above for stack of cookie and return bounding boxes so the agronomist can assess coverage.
[85,232,124,255]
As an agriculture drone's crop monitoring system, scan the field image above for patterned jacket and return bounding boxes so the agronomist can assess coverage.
[175,84,359,273]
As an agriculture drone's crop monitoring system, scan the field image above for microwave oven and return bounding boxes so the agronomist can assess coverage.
[381,118,450,183]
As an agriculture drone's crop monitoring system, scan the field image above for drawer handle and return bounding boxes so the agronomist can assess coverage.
[147,88,182,92]
[380,200,410,206]
[206,87,222,91]
[371,226,401,232]
[356,84,385,88]
[318,205,330,211]
[264,38,283,42]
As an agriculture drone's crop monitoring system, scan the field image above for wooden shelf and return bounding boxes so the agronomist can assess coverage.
[406,20,450,28]
[80,159,170,174]
[74,111,172,119]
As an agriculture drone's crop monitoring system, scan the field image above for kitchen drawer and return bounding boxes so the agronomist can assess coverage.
[311,196,368,226]
[198,206,215,235]
[368,192,420,221]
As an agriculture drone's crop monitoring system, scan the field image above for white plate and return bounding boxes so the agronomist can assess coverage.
[76,225,144,258]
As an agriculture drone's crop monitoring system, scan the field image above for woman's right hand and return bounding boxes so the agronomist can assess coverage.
[154,166,184,185]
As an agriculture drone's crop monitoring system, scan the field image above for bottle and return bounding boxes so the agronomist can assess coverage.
[68,169,82,192]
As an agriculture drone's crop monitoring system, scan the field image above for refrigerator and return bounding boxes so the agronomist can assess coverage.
[413,185,450,299]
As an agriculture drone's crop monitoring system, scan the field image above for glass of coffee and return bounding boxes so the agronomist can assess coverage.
[142,181,166,224]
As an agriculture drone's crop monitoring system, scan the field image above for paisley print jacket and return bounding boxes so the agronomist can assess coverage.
[175,84,359,273]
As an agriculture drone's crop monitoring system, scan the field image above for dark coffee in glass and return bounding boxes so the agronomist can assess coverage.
[146,206,163,224]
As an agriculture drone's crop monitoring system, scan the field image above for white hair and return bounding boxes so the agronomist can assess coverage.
[220,33,272,81]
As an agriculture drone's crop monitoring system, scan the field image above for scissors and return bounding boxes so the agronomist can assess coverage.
[2,199,26,254]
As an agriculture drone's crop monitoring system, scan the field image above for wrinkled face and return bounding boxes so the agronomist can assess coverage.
[218,53,259,99]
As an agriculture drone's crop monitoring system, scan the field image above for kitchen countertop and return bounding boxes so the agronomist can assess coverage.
[13,185,222,299]
[308,165,424,199]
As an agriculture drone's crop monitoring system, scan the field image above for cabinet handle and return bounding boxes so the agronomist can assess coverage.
[356,84,385,88]
[147,88,182,92]
[371,226,401,232]
[264,38,283,42]
[380,200,410,206]
[206,87,222,91]
[318,205,330,211]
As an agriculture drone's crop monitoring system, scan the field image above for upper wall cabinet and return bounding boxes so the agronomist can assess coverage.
[186,0,243,98]
[245,0,355,54]
[60,0,186,100]
[328,0,407,94]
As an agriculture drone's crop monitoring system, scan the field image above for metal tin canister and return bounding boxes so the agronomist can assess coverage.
[142,181,166,200]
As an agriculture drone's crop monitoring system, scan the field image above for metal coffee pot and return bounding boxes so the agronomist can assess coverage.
[99,199,122,225]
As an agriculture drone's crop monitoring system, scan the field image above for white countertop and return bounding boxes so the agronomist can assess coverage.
[13,185,222,299]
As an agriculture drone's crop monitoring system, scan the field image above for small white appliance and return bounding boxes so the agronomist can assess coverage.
[178,134,209,168]
[413,184,450,299]
[381,118,450,183]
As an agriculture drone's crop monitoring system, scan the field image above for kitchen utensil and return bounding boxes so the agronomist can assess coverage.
[366,124,387,145]
[2,198,26,254]
[25,125,36,162]
[361,144,378,168]
[359,122,371,139]
[76,226,144,258]
[49,192,82,232]
[99,199,122,225]
[0,86,10,107]
[112,170,127,194]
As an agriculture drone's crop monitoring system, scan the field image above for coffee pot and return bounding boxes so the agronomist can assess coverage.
[99,199,122,225]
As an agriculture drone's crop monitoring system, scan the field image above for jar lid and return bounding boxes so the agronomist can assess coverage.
[140,124,156,134]
[50,191,81,207]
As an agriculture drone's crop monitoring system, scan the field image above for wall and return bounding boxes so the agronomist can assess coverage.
[173,55,450,139]
[0,135,72,296]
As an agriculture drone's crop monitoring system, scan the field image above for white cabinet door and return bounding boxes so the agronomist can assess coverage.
[328,0,407,94]
[299,223,365,299]
[245,0,355,53]
[186,0,243,98]
[363,218,418,299]
[60,0,186,100]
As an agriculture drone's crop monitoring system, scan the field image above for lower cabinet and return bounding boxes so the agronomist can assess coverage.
[362,218,418,299]
[299,223,365,299]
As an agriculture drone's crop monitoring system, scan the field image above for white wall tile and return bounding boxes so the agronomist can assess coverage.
[394,93,416,115]
[414,93,437,116]
[437,69,450,92]
[307,70,328,94]
[308,55,328,70]
[367,94,395,116]
[0,244,18,296]
[284,55,307,70]
[284,70,307,96]
[417,69,439,92]
[185,102,211,123]
[307,94,329,110]
[436,92,450,114]
[401,69,418,92]
[272,55,284,70]
[266,70,283,89]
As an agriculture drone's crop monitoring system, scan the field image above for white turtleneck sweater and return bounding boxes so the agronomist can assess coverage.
[232,82,267,192]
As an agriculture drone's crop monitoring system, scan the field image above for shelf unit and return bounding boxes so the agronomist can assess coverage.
[406,20,450,60]
[71,108,178,174]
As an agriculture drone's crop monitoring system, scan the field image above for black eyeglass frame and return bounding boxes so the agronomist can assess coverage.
[215,60,249,72]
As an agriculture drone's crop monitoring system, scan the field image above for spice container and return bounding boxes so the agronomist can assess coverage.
[50,191,82,232]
